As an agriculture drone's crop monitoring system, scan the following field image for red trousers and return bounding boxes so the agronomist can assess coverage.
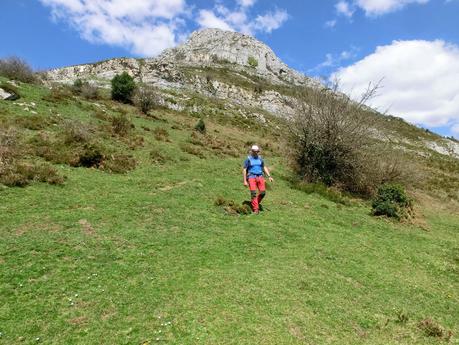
[248,176,266,211]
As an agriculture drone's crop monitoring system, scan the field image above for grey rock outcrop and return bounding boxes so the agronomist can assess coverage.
[45,29,316,119]
[0,88,13,100]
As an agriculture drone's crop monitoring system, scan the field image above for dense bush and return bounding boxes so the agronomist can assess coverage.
[371,184,412,220]
[111,72,136,103]
[0,56,36,83]
[194,118,206,133]
[133,85,160,114]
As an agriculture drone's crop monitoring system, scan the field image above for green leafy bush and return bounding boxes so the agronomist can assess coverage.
[371,184,412,220]
[247,56,258,69]
[194,118,206,133]
[111,72,136,103]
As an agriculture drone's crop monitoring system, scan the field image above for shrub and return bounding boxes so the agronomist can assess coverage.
[214,197,252,215]
[0,56,36,83]
[247,56,258,69]
[42,85,73,103]
[418,319,451,339]
[15,115,49,130]
[63,120,93,144]
[133,85,160,114]
[0,129,64,187]
[194,118,206,133]
[153,127,170,142]
[371,184,412,220]
[81,83,99,100]
[0,127,18,172]
[180,143,205,158]
[287,81,385,196]
[111,72,136,103]
[74,144,105,168]
[111,114,132,137]
[103,154,136,173]
[150,149,167,164]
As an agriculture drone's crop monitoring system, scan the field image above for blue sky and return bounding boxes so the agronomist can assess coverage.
[1,0,458,138]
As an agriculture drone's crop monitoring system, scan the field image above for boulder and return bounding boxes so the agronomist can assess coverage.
[0,87,19,101]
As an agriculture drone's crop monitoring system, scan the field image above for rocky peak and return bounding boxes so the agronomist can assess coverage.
[157,28,311,86]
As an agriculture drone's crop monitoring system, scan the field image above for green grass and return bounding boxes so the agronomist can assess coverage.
[1,79,458,344]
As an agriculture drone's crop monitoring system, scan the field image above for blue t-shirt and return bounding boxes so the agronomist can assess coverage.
[244,155,265,178]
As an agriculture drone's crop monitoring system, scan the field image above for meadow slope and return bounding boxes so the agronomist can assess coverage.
[0,80,458,345]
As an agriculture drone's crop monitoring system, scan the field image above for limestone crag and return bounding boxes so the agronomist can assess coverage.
[45,29,316,119]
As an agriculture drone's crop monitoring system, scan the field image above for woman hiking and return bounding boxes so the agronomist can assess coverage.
[242,145,274,214]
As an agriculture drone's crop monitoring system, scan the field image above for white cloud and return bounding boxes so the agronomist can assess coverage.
[355,0,429,15]
[237,0,257,7]
[310,47,359,73]
[325,19,337,28]
[253,10,289,33]
[333,40,459,130]
[40,0,288,56]
[334,0,430,17]
[336,1,355,17]
[197,9,234,31]
[197,3,288,35]
[40,0,186,56]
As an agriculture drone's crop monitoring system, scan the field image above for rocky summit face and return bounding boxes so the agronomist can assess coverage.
[46,28,313,87]
[45,29,319,119]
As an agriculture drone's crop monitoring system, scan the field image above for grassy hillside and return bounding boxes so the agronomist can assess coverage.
[0,79,458,344]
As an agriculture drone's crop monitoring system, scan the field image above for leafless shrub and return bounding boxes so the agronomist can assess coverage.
[0,128,18,174]
[80,83,100,100]
[63,120,94,144]
[111,114,132,137]
[287,80,400,196]
[0,56,36,83]
[133,85,160,114]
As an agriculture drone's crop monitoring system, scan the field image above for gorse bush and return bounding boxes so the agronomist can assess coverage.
[0,56,36,83]
[111,72,136,104]
[371,183,412,220]
[194,118,206,133]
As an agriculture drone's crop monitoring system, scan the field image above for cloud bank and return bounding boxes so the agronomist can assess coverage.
[333,40,459,135]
